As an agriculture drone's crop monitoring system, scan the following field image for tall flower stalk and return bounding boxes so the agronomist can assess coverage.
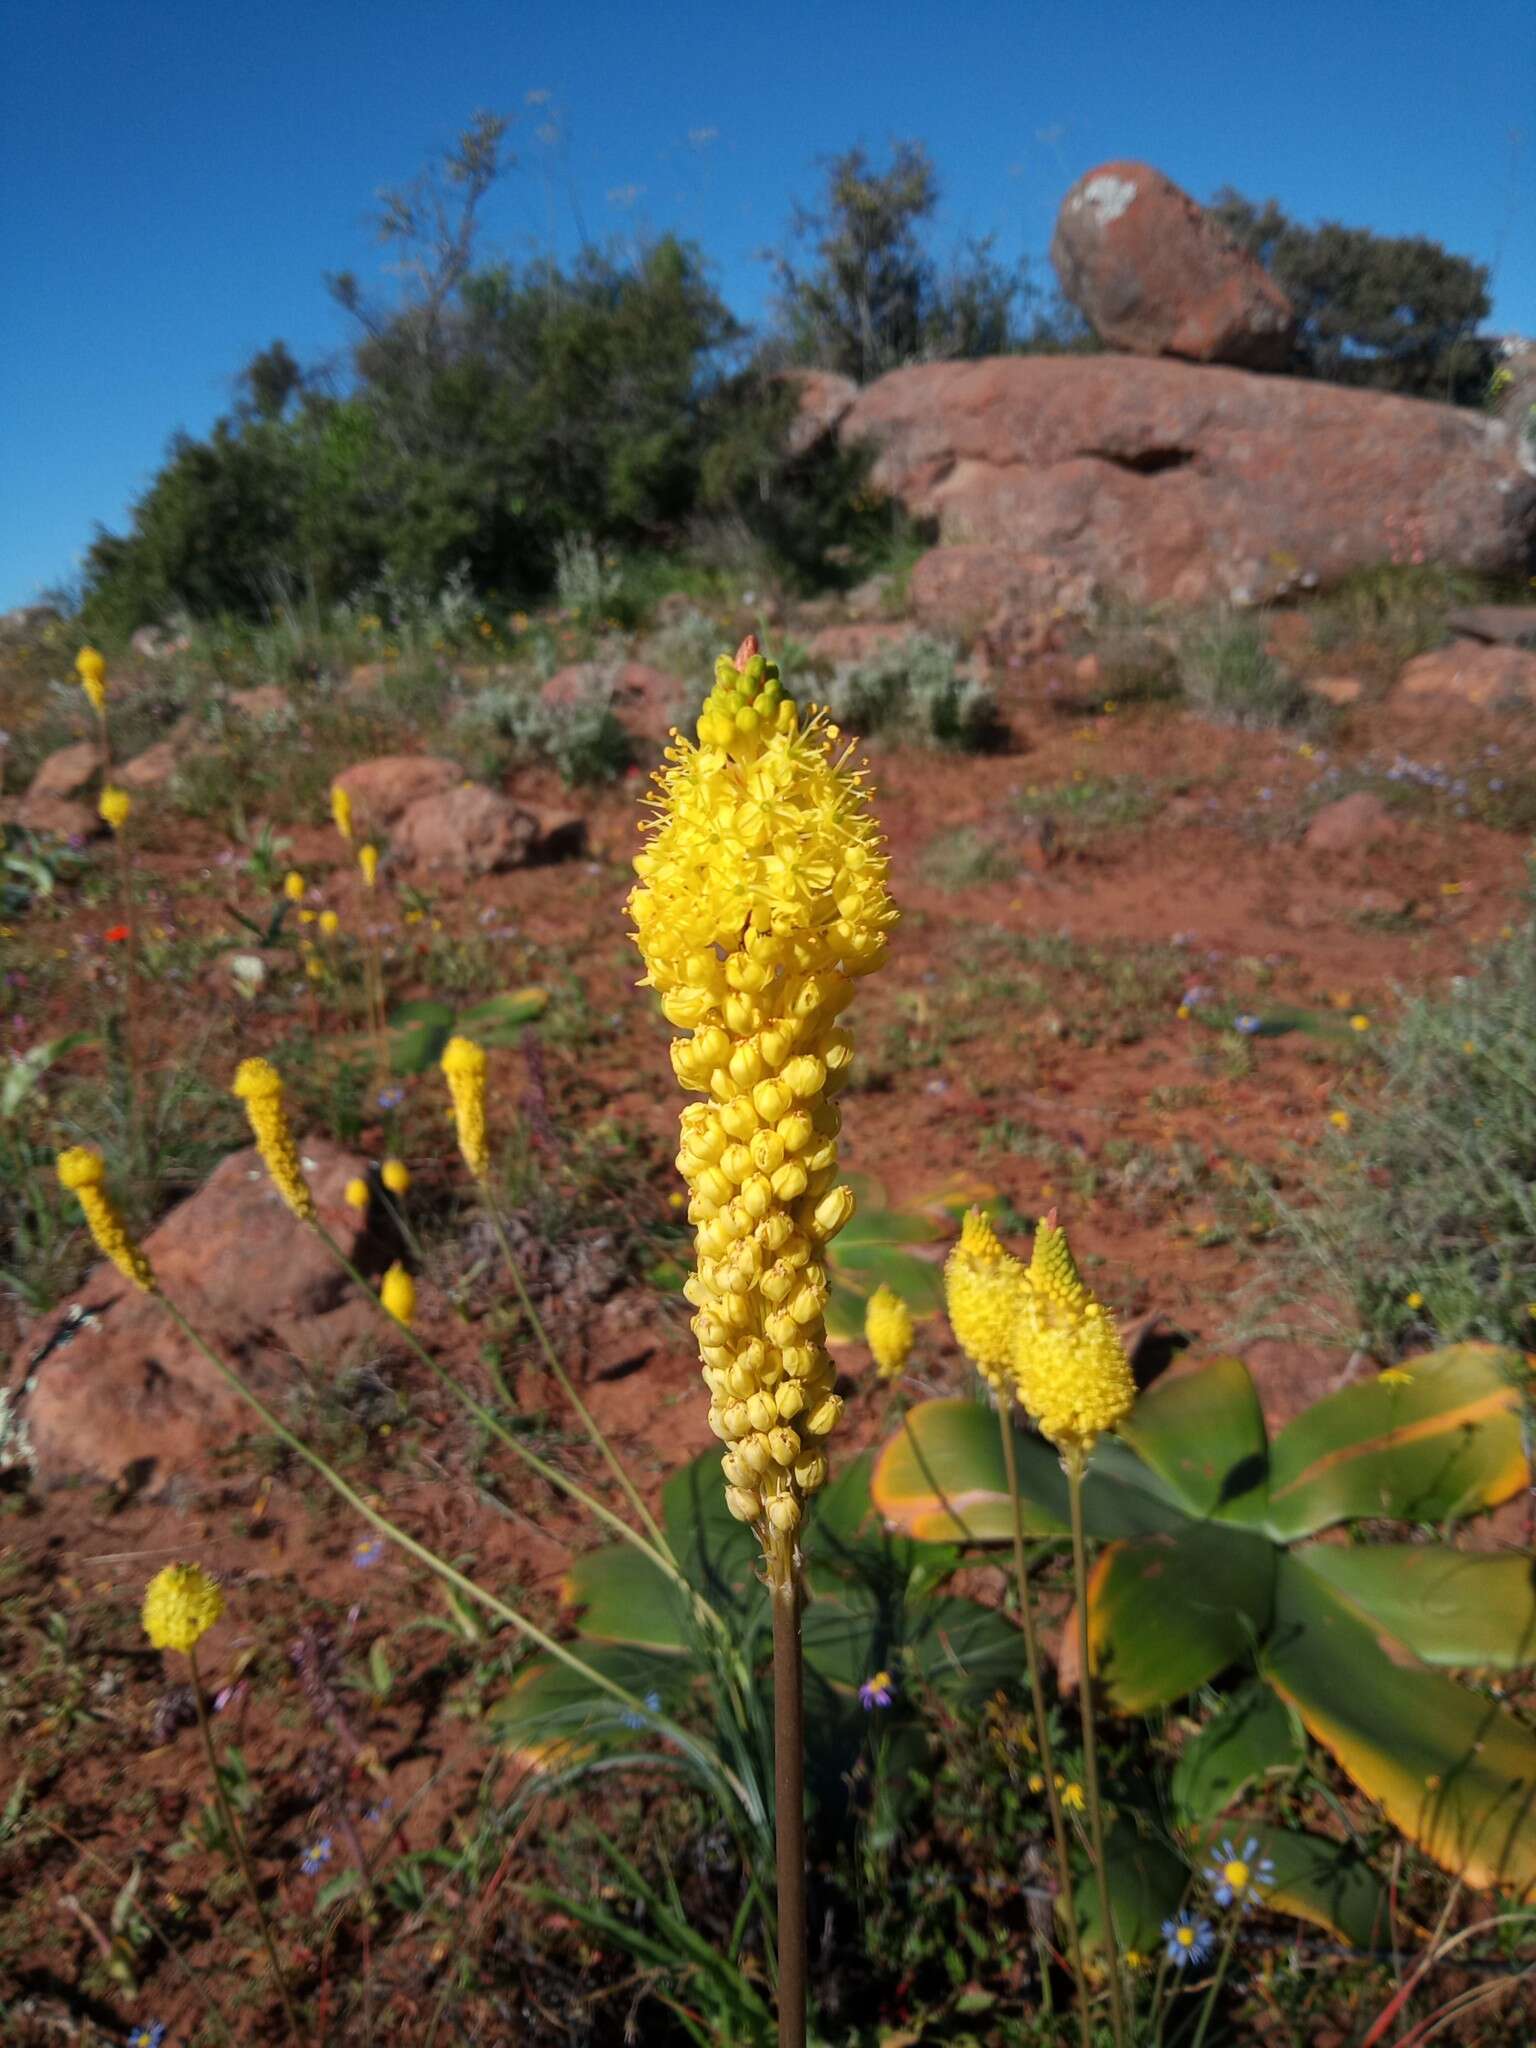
[1013,1212,1137,2048]
[628,638,894,2047]
[78,649,145,1171]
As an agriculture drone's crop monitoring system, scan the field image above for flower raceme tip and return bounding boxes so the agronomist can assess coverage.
[864,1282,914,1380]
[944,1209,1028,1389]
[232,1057,315,1222]
[98,785,132,833]
[441,1035,489,1181]
[1010,1212,1135,1458]
[56,1145,154,1291]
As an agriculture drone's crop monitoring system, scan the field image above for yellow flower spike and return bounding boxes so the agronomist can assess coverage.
[629,636,895,1551]
[359,844,379,889]
[56,1147,155,1291]
[441,1035,489,1182]
[142,1563,225,1653]
[98,785,132,834]
[330,782,353,842]
[231,1057,315,1222]
[381,1158,410,1197]
[865,1283,913,1381]
[283,870,305,903]
[319,909,340,939]
[1011,1212,1134,1461]
[75,645,107,714]
[344,1177,370,1211]
[380,1261,415,1328]
[944,1209,1029,1389]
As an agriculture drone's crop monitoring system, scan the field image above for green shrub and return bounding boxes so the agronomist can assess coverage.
[1176,609,1309,727]
[1281,883,1536,1356]
[823,632,999,748]
[454,671,630,786]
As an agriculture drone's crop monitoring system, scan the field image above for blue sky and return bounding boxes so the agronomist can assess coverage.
[3,0,1532,611]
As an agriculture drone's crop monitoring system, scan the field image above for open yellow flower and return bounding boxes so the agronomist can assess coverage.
[629,638,895,1548]
[142,1562,224,1652]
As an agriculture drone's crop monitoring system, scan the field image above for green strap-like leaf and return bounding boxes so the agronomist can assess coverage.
[1188,1820,1387,1947]
[1263,1343,1529,1541]
[1086,1521,1277,1712]
[1293,1542,1536,1670]
[1262,1554,1536,1898]
[1119,1356,1269,1524]
[1171,1682,1303,1825]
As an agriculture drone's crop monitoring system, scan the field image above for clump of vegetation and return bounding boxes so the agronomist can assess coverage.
[823,632,1000,748]
[454,669,631,784]
[1176,609,1309,727]
[1280,890,1536,1358]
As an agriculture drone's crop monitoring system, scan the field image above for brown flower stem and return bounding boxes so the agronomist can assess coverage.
[998,1408,1090,2046]
[188,1641,305,2045]
[770,1542,807,2048]
[1067,1448,1128,2048]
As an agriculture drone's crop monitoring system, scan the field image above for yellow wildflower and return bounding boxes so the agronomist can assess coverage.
[98,785,132,833]
[142,1563,224,1653]
[344,1177,370,1210]
[1059,1779,1086,1812]
[1329,1109,1351,1132]
[945,1209,1029,1389]
[381,1158,410,1196]
[56,1147,154,1291]
[380,1261,415,1329]
[359,843,379,889]
[232,1057,315,1221]
[283,870,305,903]
[1406,1290,1424,1310]
[628,636,895,1548]
[330,782,353,842]
[75,645,106,714]
[865,1282,913,1380]
[1349,1013,1370,1032]
[1011,1214,1134,1459]
[441,1035,489,1181]
[1379,1367,1415,1388]
[319,909,340,939]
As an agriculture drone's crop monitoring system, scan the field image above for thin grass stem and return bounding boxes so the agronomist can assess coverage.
[1067,1447,1128,2048]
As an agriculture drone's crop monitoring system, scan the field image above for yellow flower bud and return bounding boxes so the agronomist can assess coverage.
[865,1283,914,1380]
[1011,1215,1135,1459]
[142,1562,224,1652]
[359,843,379,889]
[380,1261,415,1329]
[944,1209,1028,1390]
[232,1057,315,1221]
[75,645,106,714]
[319,909,340,939]
[283,870,305,903]
[330,782,353,841]
[381,1158,410,1196]
[56,1146,154,1291]
[441,1035,489,1181]
[344,1177,370,1210]
[97,785,132,834]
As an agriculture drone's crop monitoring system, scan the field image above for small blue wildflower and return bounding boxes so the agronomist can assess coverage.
[1162,1910,1214,1967]
[858,1670,895,1711]
[300,1834,333,1876]
[128,2027,167,2048]
[352,1537,385,1569]
[1232,1013,1262,1036]
[1204,1834,1276,1910]
[377,1085,405,1111]
[619,1689,663,1730]
[363,1799,393,1827]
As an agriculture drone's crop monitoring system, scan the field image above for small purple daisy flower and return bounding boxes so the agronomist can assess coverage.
[858,1670,895,1711]
[1232,1013,1262,1036]
[300,1834,333,1876]
[352,1537,385,1569]
[1163,1910,1214,1967]
[619,1689,663,1730]
[377,1085,405,1111]
[1204,1834,1275,1910]
[128,2027,167,2048]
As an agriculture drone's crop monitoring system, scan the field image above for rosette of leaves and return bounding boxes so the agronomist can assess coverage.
[872,1343,1536,1941]
[822,1169,990,1342]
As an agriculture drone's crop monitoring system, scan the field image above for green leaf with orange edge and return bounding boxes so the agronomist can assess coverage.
[1187,1820,1388,1947]
[869,1397,1193,1545]
[1086,1520,1277,1712]
[1071,1821,1187,1958]
[1118,1355,1270,1525]
[1171,1682,1302,1825]
[1262,1554,1536,1899]
[491,1644,685,1767]
[1292,1543,1536,1670]
[559,1543,701,1655]
[1263,1343,1530,1542]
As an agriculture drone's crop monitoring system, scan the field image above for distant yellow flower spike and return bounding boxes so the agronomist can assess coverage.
[98,785,132,834]
[865,1282,914,1381]
[381,1158,410,1196]
[283,870,305,903]
[56,1146,154,1291]
[318,910,340,938]
[330,783,353,842]
[75,645,106,714]
[344,1177,370,1210]
[944,1209,1028,1389]
[441,1035,489,1181]
[1011,1214,1134,1460]
[359,844,379,889]
[142,1562,224,1652]
[232,1057,315,1221]
[381,1261,415,1328]
[629,636,895,1550]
